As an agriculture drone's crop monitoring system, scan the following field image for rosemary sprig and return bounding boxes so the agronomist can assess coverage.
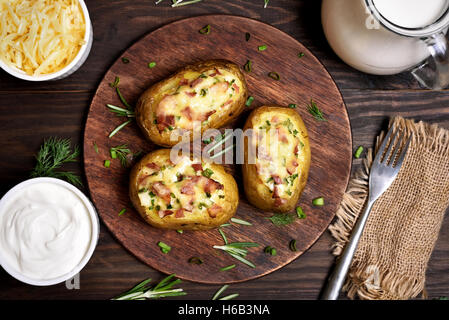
[231,217,252,226]
[110,144,133,167]
[307,99,326,121]
[106,104,135,118]
[156,0,203,7]
[109,120,132,138]
[212,285,239,300]
[113,274,185,300]
[30,137,82,187]
[213,242,259,268]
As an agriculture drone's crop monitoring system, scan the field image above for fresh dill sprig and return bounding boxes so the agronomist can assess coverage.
[213,242,259,268]
[266,212,297,226]
[30,137,82,187]
[112,274,186,300]
[307,99,326,121]
[110,144,133,167]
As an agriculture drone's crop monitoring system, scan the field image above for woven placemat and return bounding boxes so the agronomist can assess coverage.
[329,117,449,300]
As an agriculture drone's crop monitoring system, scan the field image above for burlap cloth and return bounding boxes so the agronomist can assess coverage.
[329,116,449,300]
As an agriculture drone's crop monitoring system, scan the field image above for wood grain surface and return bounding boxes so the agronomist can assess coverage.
[83,15,351,284]
[0,0,448,299]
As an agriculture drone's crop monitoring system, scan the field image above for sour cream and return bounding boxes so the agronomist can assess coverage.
[0,178,98,284]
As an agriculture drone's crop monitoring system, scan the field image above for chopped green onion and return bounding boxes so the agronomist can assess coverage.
[298,52,305,58]
[268,71,280,80]
[93,142,99,154]
[245,32,250,41]
[289,239,297,252]
[243,60,252,73]
[148,61,156,68]
[220,264,236,272]
[110,149,117,159]
[104,160,110,168]
[122,57,130,64]
[202,168,214,178]
[264,246,277,256]
[245,96,254,107]
[199,24,211,35]
[264,0,269,8]
[296,206,306,219]
[312,197,325,206]
[258,45,267,51]
[158,241,171,254]
[116,87,131,109]
[231,217,252,226]
[176,229,183,234]
[118,208,126,216]
[354,146,364,159]
[188,257,203,265]
[288,103,297,109]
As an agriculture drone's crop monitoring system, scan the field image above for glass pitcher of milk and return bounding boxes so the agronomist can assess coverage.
[322,0,449,89]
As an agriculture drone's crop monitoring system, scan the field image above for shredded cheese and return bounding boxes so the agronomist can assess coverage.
[0,0,86,76]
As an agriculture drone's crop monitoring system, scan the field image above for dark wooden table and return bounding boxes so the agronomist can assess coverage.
[1,0,448,300]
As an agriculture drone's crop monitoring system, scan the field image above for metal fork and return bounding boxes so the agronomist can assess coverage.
[321,126,413,300]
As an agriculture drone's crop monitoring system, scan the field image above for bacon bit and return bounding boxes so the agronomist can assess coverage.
[179,78,188,86]
[232,83,239,93]
[222,99,233,108]
[273,186,280,198]
[158,210,174,218]
[175,209,185,218]
[210,81,229,95]
[190,78,203,88]
[138,174,149,185]
[185,91,196,97]
[214,68,222,75]
[152,182,171,203]
[145,162,159,170]
[180,181,195,195]
[197,110,216,122]
[191,163,203,172]
[272,175,282,185]
[184,199,194,212]
[181,106,193,121]
[274,198,287,207]
[287,159,299,175]
[165,115,175,126]
[276,127,289,143]
[294,143,300,154]
[208,204,222,218]
[209,72,217,77]
[204,179,224,194]
[157,123,167,132]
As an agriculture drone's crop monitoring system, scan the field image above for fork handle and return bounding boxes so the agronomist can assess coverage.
[321,199,375,300]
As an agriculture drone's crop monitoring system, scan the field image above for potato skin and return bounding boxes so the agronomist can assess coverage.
[242,106,311,212]
[129,149,239,230]
[136,59,248,147]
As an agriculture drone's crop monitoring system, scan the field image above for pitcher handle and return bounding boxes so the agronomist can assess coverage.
[412,32,449,90]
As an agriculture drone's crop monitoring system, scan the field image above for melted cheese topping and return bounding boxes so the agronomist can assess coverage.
[154,68,243,130]
[0,0,86,76]
[137,155,225,220]
[252,112,305,200]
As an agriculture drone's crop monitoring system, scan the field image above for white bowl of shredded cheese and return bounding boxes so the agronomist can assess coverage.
[0,177,99,286]
[0,0,93,81]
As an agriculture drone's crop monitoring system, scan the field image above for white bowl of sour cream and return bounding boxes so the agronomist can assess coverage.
[0,177,99,286]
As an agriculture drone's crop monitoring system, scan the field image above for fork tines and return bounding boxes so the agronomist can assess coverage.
[375,126,413,168]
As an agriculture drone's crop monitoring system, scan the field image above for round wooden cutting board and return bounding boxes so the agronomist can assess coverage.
[84,15,352,284]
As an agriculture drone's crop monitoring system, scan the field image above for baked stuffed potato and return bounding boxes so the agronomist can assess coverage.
[136,59,248,147]
[242,106,311,212]
[129,149,239,230]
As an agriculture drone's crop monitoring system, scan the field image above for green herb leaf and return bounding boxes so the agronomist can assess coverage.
[288,103,297,109]
[202,168,214,178]
[118,208,126,216]
[109,76,120,88]
[158,241,171,254]
[258,45,267,51]
[148,61,156,68]
[109,144,133,167]
[30,137,82,187]
[289,239,297,252]
[307,99,326,121]
[108,119,132,138]
[113,274,186,300]
[264,246,277,256]
[104,160,110,168]
[266,212,297,226]
[220,264,236,272]
[93,142,99,154]
[312,197,325,206]
[121,57,130,64]
[298,52,305,58]
[230,217,252,226]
